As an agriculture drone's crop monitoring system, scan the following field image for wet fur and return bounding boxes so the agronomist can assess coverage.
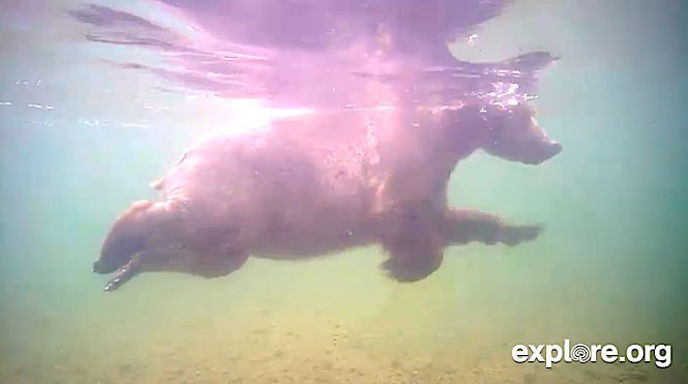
[95,103,558,290]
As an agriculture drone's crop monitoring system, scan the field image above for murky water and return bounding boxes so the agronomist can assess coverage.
[1,1,686,383]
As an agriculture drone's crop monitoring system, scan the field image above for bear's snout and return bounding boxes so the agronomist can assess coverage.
[547,141,563,158]
[92,260,116,274]
[522,141,562,165]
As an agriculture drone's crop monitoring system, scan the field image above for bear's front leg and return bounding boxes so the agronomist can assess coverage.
[381,237,444,282]
[185,249,249,278]
[442,208,542,246]
[380,208,445,282]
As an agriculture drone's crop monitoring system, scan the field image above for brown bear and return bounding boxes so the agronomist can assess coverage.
[93,100,561,291]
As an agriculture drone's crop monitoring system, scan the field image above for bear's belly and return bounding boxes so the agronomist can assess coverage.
[250,222,376,259]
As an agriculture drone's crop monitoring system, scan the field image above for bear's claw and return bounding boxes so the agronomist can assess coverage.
[501,224,543,246]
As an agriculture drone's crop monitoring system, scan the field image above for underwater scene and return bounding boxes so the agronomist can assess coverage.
[1,0,686,383]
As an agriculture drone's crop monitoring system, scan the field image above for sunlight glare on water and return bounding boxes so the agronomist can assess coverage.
[1,1,687,384]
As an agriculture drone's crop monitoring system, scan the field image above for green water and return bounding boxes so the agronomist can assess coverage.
[1,0,686,383]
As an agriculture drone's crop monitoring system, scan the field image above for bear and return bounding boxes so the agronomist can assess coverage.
[93,100,561,291]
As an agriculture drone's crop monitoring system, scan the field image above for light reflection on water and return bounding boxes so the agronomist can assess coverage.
[1,1,687,384]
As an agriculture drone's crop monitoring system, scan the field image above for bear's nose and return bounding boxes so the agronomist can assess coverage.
[548,142,563,158]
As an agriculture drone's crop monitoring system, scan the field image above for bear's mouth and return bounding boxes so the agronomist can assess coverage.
[520,141,562,165]
[93,254,141,292]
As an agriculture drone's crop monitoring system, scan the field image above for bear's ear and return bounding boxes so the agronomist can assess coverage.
[130,200,154,213]
[114,200,154,222]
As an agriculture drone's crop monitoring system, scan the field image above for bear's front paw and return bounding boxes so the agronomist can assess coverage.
[380,255,441,283]
[501,224,543,246]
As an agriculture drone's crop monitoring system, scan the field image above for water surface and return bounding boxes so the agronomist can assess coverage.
[1,1,686,383]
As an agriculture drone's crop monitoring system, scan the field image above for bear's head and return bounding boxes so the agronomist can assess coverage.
[93,200,181,275]
[479,102,562,165]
